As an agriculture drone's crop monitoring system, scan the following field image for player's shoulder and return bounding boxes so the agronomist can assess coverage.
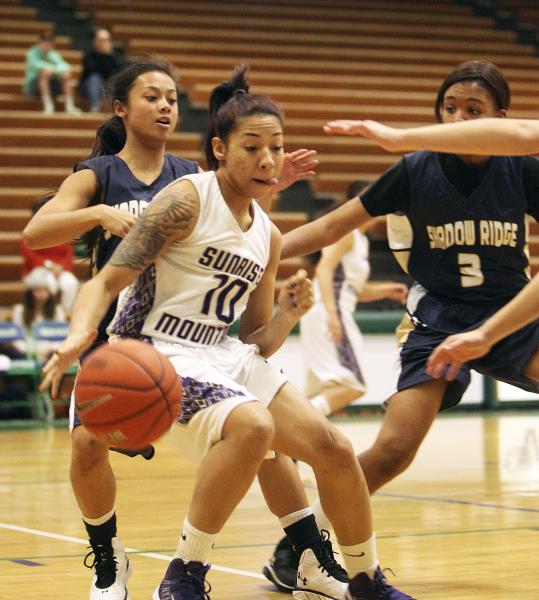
[75,154,114,168]
[166,154,199,174]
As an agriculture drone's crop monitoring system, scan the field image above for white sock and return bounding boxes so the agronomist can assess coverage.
[64,96,79,113]
[340,532,379,578]
[310,394,332,416]
[312,499,331,532]
[279,507,313,529]
[82,507,115,526]
[42,94,54,114]
[175,518,216,565]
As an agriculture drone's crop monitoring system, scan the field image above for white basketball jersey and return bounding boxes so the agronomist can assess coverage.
[339,230,370,293]
[138,171,272,346]
[313,230,370,309]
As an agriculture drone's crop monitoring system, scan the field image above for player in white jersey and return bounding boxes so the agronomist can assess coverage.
[41,66,415,600]
[301,182,407,417]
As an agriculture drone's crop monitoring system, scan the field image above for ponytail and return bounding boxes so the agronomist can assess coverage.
[204,65,283,170]
[90,116,126,158]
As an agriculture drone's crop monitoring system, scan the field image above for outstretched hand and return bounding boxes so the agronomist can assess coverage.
[323,119,404,152]
[278,269,314,318]
[273,149,319,193]
[40,329,97,398]
[426,330,492,381]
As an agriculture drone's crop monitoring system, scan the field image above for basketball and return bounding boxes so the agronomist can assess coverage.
[75,339,182,449]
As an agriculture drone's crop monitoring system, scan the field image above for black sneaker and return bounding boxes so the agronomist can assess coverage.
[263,535,299,593]
[110,445,155,460]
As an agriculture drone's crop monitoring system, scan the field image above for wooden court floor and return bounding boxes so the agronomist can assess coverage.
[1,411,538,599]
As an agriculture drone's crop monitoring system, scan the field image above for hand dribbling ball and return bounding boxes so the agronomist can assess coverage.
[75,339,182,449]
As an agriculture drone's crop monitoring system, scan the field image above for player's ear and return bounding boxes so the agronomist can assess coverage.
[113,99,126,119]
[212,137,226,161]
[496,108,508,119]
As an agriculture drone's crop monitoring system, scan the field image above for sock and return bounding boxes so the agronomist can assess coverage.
[312,499,331,532]
[340,532,379,578]
[64,96,79,112]
[310,394,332,416]
[279,507,313,529]
[175,518,216,565]
[83,509,116,547]
[283,513,321,554]
[42,94,54,113]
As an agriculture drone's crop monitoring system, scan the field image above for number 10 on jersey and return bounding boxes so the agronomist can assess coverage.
[201,274,249,324]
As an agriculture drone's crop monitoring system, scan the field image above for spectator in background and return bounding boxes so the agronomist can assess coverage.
[12,267,67,362]
[23,30,81,115]
[20,192,79,314]
[79,28,124,112]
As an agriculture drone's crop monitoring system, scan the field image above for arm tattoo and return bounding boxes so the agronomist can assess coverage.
[110,187,197,270]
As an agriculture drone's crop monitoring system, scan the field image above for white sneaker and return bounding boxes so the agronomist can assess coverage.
[293,533,349,600]
[87,537,131,599]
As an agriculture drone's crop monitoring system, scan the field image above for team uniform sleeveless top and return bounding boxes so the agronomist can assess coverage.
[313,230,370,312]
[75,154,199,344]
[302,230,370,394]
[362,151,537,331]
[113,170,272,347]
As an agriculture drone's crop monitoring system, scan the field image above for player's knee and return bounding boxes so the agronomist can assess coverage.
[246,411,275,450]
[314,424,356,468]
[226,404,275,458]
[71,427,109,473]
[374,434,418,477]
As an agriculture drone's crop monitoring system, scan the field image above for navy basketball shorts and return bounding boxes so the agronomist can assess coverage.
[397,317,539,410]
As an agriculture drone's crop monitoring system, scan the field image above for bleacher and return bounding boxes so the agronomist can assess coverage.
[2,0,539,305]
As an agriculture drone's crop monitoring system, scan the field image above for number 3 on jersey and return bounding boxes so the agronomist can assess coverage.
[458,253,484,288]
[201,274,249,324]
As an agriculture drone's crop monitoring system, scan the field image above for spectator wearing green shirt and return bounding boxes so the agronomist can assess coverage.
[23,31,80,114]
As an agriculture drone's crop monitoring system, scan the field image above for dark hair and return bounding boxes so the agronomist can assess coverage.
[22,288,56,329]
[204,65,284,170]
[30,190,56,215]
[39,30,54,43]
[434,60,510,123]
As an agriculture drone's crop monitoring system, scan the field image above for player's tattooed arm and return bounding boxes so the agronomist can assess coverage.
[110,182,199,271]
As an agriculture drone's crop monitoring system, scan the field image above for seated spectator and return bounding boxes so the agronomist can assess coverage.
[20,191,80,314]
[79,28,124,112]
[12,267,67,363]
[23,30,81,115]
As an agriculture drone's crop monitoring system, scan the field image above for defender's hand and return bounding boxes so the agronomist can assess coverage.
[324,119,404,152]
[426,330,492,381]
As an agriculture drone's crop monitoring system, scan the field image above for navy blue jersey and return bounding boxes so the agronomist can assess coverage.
[75,153,199,344]
[361,151,539,305]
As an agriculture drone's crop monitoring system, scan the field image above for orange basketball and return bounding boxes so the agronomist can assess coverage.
[75,339,182,449]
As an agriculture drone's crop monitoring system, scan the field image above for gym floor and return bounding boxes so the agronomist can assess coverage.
[0,411,538,599]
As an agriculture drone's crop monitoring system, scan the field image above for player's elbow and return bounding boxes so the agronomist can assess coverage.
[22,222,42,249]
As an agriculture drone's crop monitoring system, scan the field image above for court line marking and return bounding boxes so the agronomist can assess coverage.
[376,492,539,513]
[0,521,265,580]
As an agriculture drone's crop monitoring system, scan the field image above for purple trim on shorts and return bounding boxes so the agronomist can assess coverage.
[178,376,246,425]
[333,264,365,386]
[110,266,156,339]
